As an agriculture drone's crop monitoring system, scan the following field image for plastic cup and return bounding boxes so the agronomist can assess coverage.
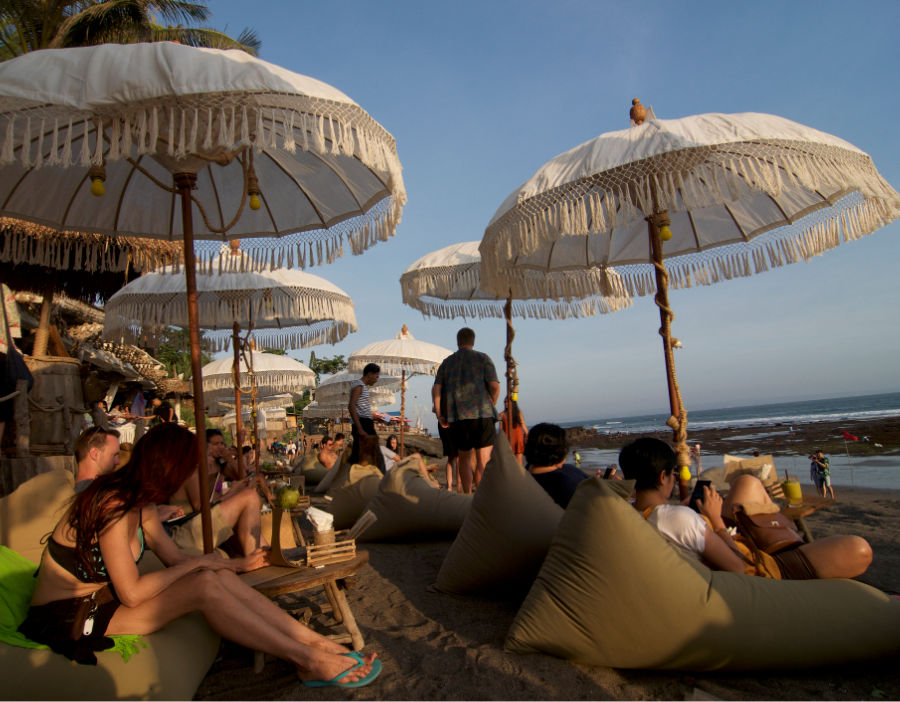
[782,479,803,505]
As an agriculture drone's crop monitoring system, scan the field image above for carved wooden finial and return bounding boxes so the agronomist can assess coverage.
[630,98,646,126]
[229,239,240,255]
[401,324,409,335]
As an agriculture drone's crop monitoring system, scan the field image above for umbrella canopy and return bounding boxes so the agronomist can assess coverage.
[400,240,631,320]
[348,325,452,457]
[315,371,399,406]
[0,42,405,268]
[480,107,900,468]
[0,43,405,551]
[202,350,315,396]
[103,245,358,352]
[217,392,295,413]
[348,326,452,377]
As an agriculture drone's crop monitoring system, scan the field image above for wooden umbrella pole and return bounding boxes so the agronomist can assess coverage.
[31,283,54,357]
[647,212,691,483]
[399,370,406,459]
[503,296,515,442]
[232,322,245,458]
[176,172,213,554]
[248,349,261,475]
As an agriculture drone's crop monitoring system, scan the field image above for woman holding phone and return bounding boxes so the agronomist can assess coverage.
[620,437,872,580]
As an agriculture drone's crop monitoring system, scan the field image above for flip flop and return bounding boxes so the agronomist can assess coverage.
[302,652,382,689]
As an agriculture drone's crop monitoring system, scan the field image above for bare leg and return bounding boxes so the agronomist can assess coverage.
[218,487,265,558]
[457,449,474,494]
[106,568,375,683]
[473,445,493,489]
[798,535,872,578]
[721,474,776,521]
[445,456,458,492]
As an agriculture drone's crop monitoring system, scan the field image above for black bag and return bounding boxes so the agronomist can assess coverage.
[1,295,33,398]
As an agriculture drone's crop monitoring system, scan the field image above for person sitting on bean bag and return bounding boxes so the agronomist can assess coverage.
[619,437,872,580]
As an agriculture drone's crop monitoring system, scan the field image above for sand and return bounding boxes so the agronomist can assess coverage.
[194,480,900,701]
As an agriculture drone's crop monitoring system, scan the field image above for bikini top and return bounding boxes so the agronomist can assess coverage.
[46,514,145,584]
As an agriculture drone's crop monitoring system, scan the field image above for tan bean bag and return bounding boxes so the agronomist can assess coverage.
[358,459,472,542]
[434,433,563,596]
[325,463,383,530]
[0,469,220,699]
[505,476,900,670]
[298,453,329,485]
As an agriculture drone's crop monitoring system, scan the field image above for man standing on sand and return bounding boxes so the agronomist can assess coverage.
[810,449,834,499]
[349,363,381,464]
[73,426,121,493]
[432,327,500,494]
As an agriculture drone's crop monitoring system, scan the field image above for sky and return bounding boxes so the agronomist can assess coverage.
[209,0,900,433]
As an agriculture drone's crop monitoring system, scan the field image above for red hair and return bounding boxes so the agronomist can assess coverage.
[68,423,199,579]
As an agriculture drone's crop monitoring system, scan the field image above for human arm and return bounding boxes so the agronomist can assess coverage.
[695,485,748,573]
[431,382,449,428]
[156,504,184,522]
[487,381,500,408]
[101,505,237,608]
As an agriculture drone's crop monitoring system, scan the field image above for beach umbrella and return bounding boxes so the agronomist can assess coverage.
[0,42,405,551]
[103,240,358,455]
[348,326,452,457]
[315,370,401,405]
[202,351,315,397]
[480,102,900,469]
[400,240,630,440]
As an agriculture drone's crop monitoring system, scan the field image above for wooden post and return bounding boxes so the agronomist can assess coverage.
[399,371,406,459]
[232,323,245,456]
[31,289,53,358]
[176,172,213,554]
[13,378,29,457]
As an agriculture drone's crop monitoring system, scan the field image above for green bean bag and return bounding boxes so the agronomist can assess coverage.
[434,433,564,596]
[358,459,472,542]
[505,476,900,670]
[325,463,383,530]
[0,468,220,699]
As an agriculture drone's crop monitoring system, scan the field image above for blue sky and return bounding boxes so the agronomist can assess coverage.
[210,0,900,431]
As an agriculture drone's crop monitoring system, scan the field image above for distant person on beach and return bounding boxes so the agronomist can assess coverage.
[526,423,621,509]
[435,381,459,491]
[499,397,528,465]
[810,450,834,499]
[432,327,500,494]
[690,443,703,472]
[317,435,340,470]
[621,437,870,580]
[18,423,381,686]
[349,363,380,464]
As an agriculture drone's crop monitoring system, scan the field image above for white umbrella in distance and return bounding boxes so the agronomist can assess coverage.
[0,43,405,550]
[400,239,631,436]
[348,326,452,457]
[480,103,900,469]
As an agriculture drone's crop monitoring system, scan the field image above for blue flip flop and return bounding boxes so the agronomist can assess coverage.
[302,652,382,688]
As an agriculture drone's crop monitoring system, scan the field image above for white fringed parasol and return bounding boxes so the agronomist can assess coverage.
[480,104,900,469]
[202,351,315,396]
[348,326,451,456]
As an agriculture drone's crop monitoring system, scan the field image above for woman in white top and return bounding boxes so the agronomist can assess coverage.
[619,437,872,580]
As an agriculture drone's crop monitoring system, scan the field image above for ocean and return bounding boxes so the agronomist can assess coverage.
[561,392,900,491]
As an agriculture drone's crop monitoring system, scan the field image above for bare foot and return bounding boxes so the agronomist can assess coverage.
[235,548,269,572]
[297,651,377,684]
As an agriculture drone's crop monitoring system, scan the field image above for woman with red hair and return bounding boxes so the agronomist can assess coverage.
[19,423,381,688]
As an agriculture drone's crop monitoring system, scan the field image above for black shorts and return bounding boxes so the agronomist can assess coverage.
[450,418,496,452]
[437,423,458,459]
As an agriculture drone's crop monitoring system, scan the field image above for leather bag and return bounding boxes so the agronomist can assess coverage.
[733,504,803,555]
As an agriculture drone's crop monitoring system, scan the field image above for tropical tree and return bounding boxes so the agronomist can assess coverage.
[0,0,259,60]
[151,326,211,381]
[307,351,347,384]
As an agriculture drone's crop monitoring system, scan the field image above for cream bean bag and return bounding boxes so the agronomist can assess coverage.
[358,459,472,542]
[0,469,220,699]
[325,463,383,530]
[505,476,900,670]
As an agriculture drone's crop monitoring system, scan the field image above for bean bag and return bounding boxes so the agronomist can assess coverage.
[0,468,220,699]
[505,476,900,670]
[325,463,383,530]
[358,459,472,542]
[298,453,329,486]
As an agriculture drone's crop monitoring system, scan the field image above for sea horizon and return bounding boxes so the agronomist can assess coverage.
[559,391,900,435]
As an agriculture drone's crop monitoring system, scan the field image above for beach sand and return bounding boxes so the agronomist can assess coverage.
[195,483,900,701]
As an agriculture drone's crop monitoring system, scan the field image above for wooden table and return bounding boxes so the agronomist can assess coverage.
[781,496,835,543]
[240,552,369,671]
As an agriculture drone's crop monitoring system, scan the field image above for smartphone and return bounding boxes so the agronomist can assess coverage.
[602,466,615,479]
[689,479,712,512]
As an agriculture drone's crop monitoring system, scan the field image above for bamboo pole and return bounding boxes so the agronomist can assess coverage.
[175,172,213,554]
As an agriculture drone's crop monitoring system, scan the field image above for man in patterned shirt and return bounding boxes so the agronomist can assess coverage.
[432,327,500,494]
